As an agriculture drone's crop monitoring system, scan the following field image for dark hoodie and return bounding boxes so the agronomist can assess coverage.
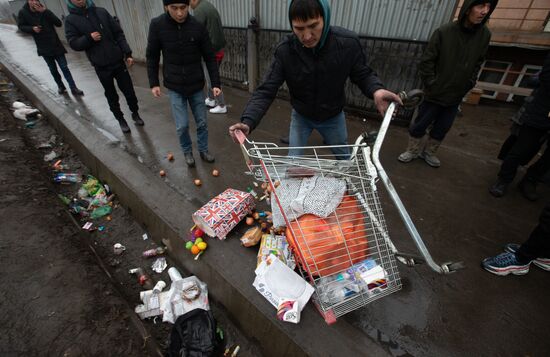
[418,0,497,106]
[18,3,66,57]
[241,0,384,131]
[64,2,132,68]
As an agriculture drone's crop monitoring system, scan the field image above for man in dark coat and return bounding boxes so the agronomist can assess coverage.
[18,0,83,96]
[398,0,497,168]
[64,0,144,133]
[489,52,550,199]
[228,0,400,160]
[146,0,220,167]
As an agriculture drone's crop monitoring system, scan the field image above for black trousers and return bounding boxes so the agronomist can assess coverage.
[517,203,550,261]
[95,62,138,120]
[498,125,550,183]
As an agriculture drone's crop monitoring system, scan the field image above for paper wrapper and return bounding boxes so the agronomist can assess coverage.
[193,188,255,240]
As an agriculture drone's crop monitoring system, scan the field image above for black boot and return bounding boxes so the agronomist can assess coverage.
[184,152,195,167]
[132,112,144,126]
[200,151,215,163]
[489,178,508,198]
[117,118,131,133]
[71,87,84,96]
[58,86,67,95]
[518,176,539,201]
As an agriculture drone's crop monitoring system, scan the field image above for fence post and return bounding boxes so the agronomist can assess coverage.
[247,0,260,93]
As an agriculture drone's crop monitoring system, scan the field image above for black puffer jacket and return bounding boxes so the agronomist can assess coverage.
[241,27,384,131]
[18,3,66,57]
[523,53,550,130]
[64,5,132,68]
[146,13,219,97]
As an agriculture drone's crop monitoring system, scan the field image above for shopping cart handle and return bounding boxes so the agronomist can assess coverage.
[234,129,247,145]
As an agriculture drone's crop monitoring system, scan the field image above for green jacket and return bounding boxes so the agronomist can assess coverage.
[419,0,497,106]
[193,0,226,52]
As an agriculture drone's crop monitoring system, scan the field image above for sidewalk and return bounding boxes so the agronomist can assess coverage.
[2,23,549,356]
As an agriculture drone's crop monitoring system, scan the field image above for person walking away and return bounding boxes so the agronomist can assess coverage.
[397,0,497,168]
[64,0,145,134]
[228,0,401,160]
[190,0,227,114]
[146,0,220,167]
[18,0,84,96]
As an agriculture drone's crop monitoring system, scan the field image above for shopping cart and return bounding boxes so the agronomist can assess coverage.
[235,90,463,324]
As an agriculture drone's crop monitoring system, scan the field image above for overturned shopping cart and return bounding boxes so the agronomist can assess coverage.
[235,91,463,324]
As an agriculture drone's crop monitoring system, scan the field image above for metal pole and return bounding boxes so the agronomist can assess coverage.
[247,0,260,93]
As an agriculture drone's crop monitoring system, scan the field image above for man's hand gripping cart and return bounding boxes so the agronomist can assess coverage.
[234,90,464,324]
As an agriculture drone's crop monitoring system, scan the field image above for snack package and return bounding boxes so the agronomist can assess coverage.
[240,226,263,247]
[277,299,300,324]
[257,233,295,270]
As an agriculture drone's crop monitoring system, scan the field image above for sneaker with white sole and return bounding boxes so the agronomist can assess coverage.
[209,105,227,114]
[504,243,550,271]
[482,252,531,276]
[205,98,216,107]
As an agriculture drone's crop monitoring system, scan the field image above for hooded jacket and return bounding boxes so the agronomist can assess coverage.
[241,0,384,132]
[418,0,497,106]
[522,53,550,130]
[192,0,226,53]
[146,12,220,97]
[64,2,132,68]
[18,3,66,57]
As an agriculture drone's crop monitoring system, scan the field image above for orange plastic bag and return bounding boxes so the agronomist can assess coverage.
[285,195,368,277]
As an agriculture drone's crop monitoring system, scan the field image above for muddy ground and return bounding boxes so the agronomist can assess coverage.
[0,70,259,356]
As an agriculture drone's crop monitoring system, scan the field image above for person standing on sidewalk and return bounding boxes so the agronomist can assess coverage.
[482,202,550,276]
[489,53,550,199]
[397,0,496,168]
[190,0,227,114]
[228,0,400,160]
[64,0,145,134]
[18,0,84,96]
[146,0,220,167]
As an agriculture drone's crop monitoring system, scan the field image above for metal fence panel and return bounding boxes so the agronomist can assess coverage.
[207,0,254,28]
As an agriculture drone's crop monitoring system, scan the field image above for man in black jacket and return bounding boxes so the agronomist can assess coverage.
[18,0,83,96]
[146,0,220,167]
[228,0,400,160]
[64,0,144,133]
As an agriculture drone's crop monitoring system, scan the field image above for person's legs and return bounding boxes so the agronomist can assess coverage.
[54,54,77,90]
[419,104,459,167]
[168,90,193,154]
[519,142,550,201]
[43,56,65,93]
[95,67,128,127]
[202,61,216,107]
[288,110,314,157]
[398,101,442,163]
[315,111,350,160]
[187,90,212,161]
[113,63,143,125]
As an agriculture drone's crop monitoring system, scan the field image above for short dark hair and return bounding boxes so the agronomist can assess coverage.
[289,0,323,22]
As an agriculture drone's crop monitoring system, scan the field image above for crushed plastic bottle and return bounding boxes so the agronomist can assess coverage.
[54,173,82,183]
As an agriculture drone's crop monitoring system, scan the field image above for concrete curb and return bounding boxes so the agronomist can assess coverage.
[0,53,389,357]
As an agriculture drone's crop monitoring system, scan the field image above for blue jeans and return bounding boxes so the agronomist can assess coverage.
[168,89,208,154]
[43,54,77,90]
[409,101,459,141]
[288,110,350,160]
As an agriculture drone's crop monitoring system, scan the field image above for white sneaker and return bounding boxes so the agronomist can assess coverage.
[209,105,227,114]
[204,98,216,107]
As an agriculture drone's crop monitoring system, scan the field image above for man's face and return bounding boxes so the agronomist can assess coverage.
[28,0,41,9]
[466,2,491,26]
[70,0,87,8]
[166,4,189,23]
[189,0,200,10]
[291,15,324,48]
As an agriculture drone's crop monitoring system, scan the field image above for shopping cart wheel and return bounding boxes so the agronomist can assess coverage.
[398,89,424,109]
[442,261,466,273]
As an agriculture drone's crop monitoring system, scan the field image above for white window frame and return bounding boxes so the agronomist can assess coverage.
[478,60,513,99]
[507,64,542,102]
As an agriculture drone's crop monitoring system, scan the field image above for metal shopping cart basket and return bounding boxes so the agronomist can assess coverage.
[235,90,463,324]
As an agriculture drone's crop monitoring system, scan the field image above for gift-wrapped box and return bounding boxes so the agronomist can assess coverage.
[192,188,255,240]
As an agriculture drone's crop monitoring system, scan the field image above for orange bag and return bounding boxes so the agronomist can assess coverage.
[285,195,368,277]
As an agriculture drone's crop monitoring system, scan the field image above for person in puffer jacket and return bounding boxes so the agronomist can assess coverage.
[64,0,145,133]
[398,0,497,168]
[228,0,400,160]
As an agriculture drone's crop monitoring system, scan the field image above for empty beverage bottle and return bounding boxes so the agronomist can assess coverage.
[54,173,82,183]
[142,246,167,258]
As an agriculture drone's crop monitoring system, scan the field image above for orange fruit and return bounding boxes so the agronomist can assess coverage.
[191,245,200,255]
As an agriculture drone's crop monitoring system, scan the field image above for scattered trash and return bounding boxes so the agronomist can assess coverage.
[142,246,167,258]
[98,225,105,232]
[43,151,58,162]
[54,173,82,183]
[90,205,112,219]
[142,233,149,241]
[11,101,30,110]
[153,281,166,294]
[13,107,40,121]
[129,267,154,290]
[257,233,295,269]
[113,243,126,255]
[212,169,220,177]
[58,194,71,205]
[52,160,69,171]
[277,299,300,324]
[25,121,36,128]
[151,257,167,273]
[192,189,255,240]
[82,222,93,230]
[240,226,262,247]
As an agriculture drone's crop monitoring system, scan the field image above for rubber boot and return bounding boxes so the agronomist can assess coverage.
[398,135,423,163]
[421,138,441,168]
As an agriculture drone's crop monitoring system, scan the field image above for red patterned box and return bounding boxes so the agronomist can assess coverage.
[192,189,256,240]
